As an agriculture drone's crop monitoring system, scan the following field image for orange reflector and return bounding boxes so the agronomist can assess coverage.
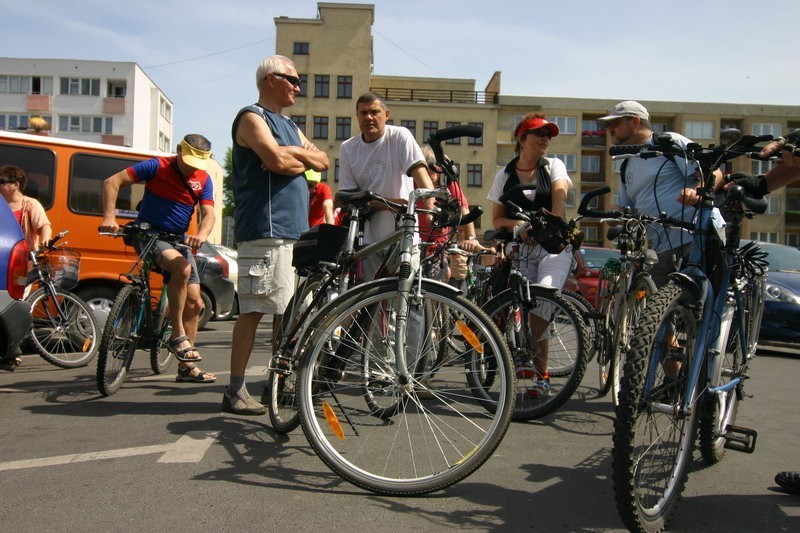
[322,401,345,440]
[82,337,93,352]
[455,320,483,354]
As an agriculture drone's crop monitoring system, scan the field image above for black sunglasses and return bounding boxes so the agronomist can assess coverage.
[0,178,15,185]
[271,72,301,87]
[527,129,553,138]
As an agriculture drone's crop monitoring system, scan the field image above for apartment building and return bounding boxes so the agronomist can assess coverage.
[0,57,173,152]
[275,2,800,246]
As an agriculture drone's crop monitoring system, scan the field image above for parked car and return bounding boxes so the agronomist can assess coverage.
[0,200,32,368]
[195,242,237,329]
[570,246,621,307]
[755,241,800,353]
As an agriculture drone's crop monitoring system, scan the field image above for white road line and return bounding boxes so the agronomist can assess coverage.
[0,431,219,471]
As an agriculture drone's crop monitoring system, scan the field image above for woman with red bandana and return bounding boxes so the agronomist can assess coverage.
[486,113,574,399]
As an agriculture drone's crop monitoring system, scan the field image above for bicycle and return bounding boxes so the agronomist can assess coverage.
[576,186,659,405]
[96,222,177,396]
[275,125,515,495]
[610,132,772,532]
[481,183,589,421]
[266,125,484,435]
[24,230,98,368]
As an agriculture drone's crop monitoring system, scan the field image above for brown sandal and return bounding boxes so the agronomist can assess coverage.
[175,365,216,383]
[167,335,202,362]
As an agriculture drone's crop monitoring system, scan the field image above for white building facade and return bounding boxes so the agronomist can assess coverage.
[0,57,173,151]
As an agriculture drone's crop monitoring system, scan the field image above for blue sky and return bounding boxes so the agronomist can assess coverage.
[4,0,799,156]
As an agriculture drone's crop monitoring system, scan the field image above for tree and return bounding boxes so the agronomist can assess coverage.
[222,147,234,218]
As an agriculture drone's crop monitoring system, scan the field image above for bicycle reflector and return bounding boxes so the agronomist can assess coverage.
[456,320,484,354]
[323,402,345,440]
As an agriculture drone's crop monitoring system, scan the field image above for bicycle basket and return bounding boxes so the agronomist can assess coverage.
[292,223,349,274]
[47,248,81,290]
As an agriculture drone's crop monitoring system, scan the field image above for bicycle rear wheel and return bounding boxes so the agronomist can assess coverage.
[296,279,514,495]
[482,286,589,421]
[26,288,98,368]
[97,285,140,396]
[613,283,699,533]
[149,312,173,374]
[267,274,326,433]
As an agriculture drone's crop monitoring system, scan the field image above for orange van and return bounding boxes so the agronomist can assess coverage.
[0,130,199,325]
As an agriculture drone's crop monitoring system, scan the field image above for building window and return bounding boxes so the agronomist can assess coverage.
[159,98,172,122]
[652,122,668,134]
[337,76,352,99]
[766,195,780,215]
[553,116,577,135]
[581,155,601,173]
[291,115,306,135]
[552,153,576,172]
[751,159,775,175]
[423,121,438,143]
[684,120,714,139]
[334,158,340,182]
[468,122,483,145]
[298,74,308,97]
[60,77,100,96]
[466,164,482,187]
[445,121,461,145]
[58,115,109,134]
[158,132,171,152]
[583,226,599,242]
[313,116,328,139]
[566,189,576,207]
[400,120,416,139]
[107,81,126,97]
[1,114,31,131]
[293,42,309,55]
[749,232,778,243]
[336,117,351,140]
[0,75,52,94]
[314,75,330,98]
[580,192,600,210]
[752,123,782,137]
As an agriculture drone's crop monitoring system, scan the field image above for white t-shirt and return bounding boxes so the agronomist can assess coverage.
[339,125,425,243]
[487,157,572,205]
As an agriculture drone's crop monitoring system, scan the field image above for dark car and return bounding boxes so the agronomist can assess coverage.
[0,200,32,369]
[195,242,237,329]
[756,241,800,353]
[570,246,621,307]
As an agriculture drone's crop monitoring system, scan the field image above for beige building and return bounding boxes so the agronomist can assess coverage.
[276,2,800,246]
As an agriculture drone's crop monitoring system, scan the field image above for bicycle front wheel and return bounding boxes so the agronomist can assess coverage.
[482,286,589,421]
[97,285,140,396]
[296,279,514,495]
[26,288,98,368]
[149,312,173,374]
[613,283,699,533]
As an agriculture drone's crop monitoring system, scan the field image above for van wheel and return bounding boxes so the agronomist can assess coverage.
[76,286,119,330]
[198,290,213,330]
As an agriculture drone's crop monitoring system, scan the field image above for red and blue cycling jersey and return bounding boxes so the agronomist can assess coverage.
[127,157,214,234]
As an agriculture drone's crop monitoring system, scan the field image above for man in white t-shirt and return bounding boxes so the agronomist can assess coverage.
[339,92,435,248]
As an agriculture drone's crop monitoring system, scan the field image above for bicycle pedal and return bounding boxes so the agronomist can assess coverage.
[268,355,293,374]
[723,424,757,453]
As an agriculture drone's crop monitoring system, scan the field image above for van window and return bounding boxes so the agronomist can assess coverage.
[0,143,56,209]
[70,153,145,218]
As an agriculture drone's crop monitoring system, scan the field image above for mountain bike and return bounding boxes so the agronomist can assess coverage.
[611,132,772,532]
[24,230,98,368]
[286,125,516,495]
[481,183,589,421]
[96,222,176,396]
[576,187,659,405]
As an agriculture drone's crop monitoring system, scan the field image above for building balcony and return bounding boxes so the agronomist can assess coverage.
[581,130,607,147]
[103,97,126,114]
[26,94,52,112]
[102,134,125,146]
[581,172,605,183]
[370,87,498,105]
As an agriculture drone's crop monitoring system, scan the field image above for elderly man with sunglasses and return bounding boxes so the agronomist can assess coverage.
[224,54,329,416]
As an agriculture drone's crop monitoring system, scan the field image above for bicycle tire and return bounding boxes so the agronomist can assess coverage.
[609,274,657,407]
[296,278,515,495]
[97,285,140,396]
[149,312,173,374]
[613,283,699,533]
[267,274,326,433]
[482,286,589,421]
[594,277,619,396]
[560,289,597,371]
[26,288,98,368]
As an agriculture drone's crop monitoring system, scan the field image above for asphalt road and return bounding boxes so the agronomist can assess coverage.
[1,319,799,532]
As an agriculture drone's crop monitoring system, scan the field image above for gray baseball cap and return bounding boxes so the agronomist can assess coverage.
[598,100,650,123]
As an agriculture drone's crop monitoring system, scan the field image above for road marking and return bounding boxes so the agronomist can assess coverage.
[130,365,268,381]
[0,431,219,472]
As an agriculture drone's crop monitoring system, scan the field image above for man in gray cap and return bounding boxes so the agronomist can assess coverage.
[598,100,717,287]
